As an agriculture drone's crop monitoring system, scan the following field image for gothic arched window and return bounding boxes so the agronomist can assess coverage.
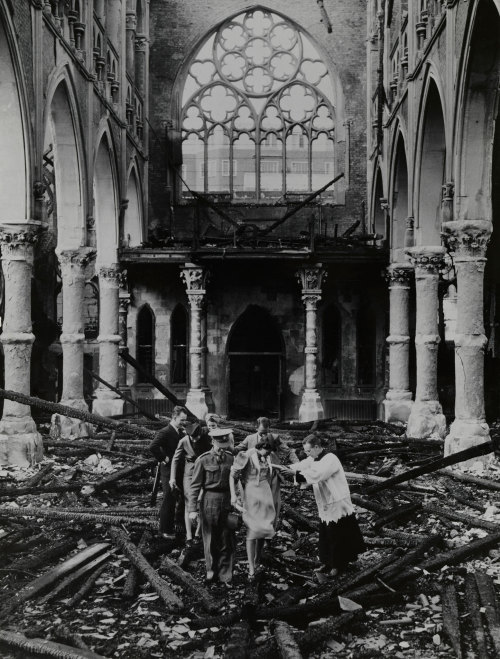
[180,8,337,202]
[137,305,155,381]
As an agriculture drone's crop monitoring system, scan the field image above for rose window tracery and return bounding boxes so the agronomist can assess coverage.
[180,8,337,201]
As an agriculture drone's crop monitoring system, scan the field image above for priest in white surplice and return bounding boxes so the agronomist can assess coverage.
[277,433,365,576]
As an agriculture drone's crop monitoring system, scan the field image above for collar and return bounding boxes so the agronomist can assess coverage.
[314,450,327,462]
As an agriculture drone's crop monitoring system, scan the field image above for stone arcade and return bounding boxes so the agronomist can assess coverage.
[0,0,499,466]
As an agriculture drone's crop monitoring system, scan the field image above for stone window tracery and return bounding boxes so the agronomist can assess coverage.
[180,8,337,202]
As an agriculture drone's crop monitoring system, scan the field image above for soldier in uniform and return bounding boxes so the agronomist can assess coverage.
[188,428,235,586]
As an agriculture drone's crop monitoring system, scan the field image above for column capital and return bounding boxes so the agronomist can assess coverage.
[442,220,492,259]
[119,295,131,312]
[180,263,209,295]
[0,222,44,259]
[302,293,322,310]
[135,34,148,51]
[99,264,125,288]
[57,247,96,270]
[385,264,413,286]
[186,294,205,310]
[126,12,137,30]
[296,264,327,294]
[405,246,445,274]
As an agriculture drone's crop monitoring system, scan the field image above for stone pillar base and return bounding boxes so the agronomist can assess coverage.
[185,389,209,419]
[0,416,43,466]
[92,397,125,419]
[407,400,447,439]
[444,418,492,465]
[383,390,413,423]
[50,399,92,439]
[298,390,324,422]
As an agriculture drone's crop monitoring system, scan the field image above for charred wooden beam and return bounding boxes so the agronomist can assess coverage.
[0,543,109,619]
[108,527,183,611]
[118,351,197,419]
[39,551,113,605]
[0,630,107,659]
[0,388,155,438]
[224,621,250,659]
[440,582,462,658]
[363,441,494,494]
[464,573,488,659]
[0,483,81,498]
[272,620,303,659]
[281,503,319,532]
[81,459,156,496]
[66,563,108,608]
[441,468,500,492]
[0,507,157,530]
[422,504,500,533]
[160,554,221,613]
[84,368,159,422]
[475,571,500,655]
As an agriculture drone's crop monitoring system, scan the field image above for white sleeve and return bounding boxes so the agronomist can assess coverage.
[298,453,340,484]
[289,457,313,472]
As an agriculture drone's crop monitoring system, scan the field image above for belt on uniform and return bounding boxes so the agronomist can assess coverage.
[204,488,229,494]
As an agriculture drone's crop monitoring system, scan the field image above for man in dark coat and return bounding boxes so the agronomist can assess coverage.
[149,405,188,539]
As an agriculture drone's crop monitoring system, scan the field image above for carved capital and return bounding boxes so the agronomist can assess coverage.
[99,265,123,286]
[442,220,492,259]
[296,264,327,294]
[405,246,445,274]
[126,12,137,30]
[58,247,96,271]
[302,293,322,311]
[385,265,413,286]
[0,223,43,259]
[180,264,209,293]
[135,34,148,52]
[119,295,131,312]
[187,294,205,311]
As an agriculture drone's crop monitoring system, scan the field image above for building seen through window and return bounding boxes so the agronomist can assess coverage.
[180,8,337,201]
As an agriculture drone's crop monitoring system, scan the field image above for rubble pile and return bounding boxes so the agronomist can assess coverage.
[1,418,500,658]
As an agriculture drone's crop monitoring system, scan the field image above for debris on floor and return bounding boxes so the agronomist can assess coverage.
[1,417,500,658]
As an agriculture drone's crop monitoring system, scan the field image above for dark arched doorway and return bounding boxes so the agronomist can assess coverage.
[227,306,284,419]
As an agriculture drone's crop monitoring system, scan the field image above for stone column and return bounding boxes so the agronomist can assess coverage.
[383,264,414,423]
[296,265,327,422]
[0,224,43,466]
[51,248,96,439]
[135,35,147,95]
[93,265,124,418]
[125,11,137,81]
[405,246,446,439]
[180,264,211,419]
[443,220,492,455]
[118,293,131,389]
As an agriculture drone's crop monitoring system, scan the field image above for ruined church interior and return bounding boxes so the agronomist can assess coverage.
[0,1,500,656]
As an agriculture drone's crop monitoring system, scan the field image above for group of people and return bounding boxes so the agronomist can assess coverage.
[149,407,366,586]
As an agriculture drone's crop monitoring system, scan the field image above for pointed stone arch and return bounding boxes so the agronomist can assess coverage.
[389,130,409,259]
[371,164,386,238]
[122,162,144,247]
[0,8,31,223]
[44,72,86,248]
[415,75,446,245]
[94,129,119,265]
[226,305,284,418]
[173,5,347,203]
[454,0,500,223]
